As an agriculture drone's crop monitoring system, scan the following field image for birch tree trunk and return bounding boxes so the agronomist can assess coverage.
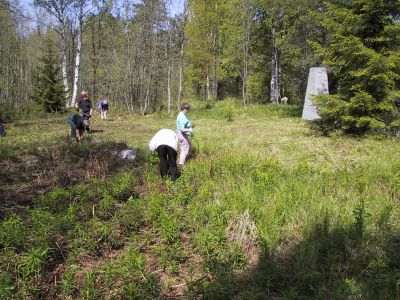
[34,1,73,107]
[206,72,211,100]
[177,41,184,109]
[91,24,98,100]
[70,17,82,108]
[61,23,70,106]
[166,23,172,113]
[241,2,250,108]
[177,0,188,110]
[270,26,280,104]
[242,42,248,107]
[212,28,218,99]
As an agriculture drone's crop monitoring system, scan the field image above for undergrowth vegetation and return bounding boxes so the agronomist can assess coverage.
[0,100,399,299]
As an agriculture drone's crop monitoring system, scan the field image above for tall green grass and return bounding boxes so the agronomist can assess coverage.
[0,100,399,298]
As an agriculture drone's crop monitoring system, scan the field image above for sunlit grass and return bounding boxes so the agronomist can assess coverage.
[1,100,400,298]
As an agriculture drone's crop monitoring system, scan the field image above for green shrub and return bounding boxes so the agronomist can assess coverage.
[29,209,58,248]
[98,193,117,220]
[152,242,187,274]
[0,271,15,298]
[115,196,144,233]
[107,172,138,201]
[80,271,98,300]
[37,187,71,213]
[61,264,79,297]
[0,214,26,250]
[18,246,50,280]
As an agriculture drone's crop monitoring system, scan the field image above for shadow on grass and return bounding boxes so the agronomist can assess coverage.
[199,215,400,299]
[0,140,145,219]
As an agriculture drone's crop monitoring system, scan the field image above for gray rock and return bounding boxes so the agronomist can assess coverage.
[302,67,329,120]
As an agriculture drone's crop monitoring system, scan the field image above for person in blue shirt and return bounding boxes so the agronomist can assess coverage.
[67,113,89,142]
[176,103,193,166]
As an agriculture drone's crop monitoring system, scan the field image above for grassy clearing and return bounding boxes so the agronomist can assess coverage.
[1,100,399,299]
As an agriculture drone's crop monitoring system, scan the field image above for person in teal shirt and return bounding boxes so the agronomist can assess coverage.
[176,103,193,166]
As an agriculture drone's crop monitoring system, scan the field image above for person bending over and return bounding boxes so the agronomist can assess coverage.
[67,113,89,142]
[149,129,179,181]
[99,99,109,120]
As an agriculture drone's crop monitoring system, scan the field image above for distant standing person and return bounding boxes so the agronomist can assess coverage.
[0,122,6,137]
[176,103,193,167]
[98,99,109,120]
[67,113,89,142]
[149,129,179,181]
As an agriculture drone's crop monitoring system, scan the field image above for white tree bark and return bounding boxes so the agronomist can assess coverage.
[166,22,172,113]
[242,41,248,107]
[70,0,90,108]
[167,59,172,113]
[177,41,184,110]
[206,72,211,100]
[61,23,70,106]
[177,0,188,110]
[241,0,250,108]
[270,27,280,104]
[34,1,72,106]
[70,18,82,108]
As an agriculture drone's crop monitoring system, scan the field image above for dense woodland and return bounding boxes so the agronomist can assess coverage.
[1,0,400,131]
[0,0,342,112]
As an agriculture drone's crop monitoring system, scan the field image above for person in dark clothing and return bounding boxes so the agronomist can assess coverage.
[67,113,89,142]
[157,145,178,180]
[149,129,180,180]
[76,91,93,117]
[0,122,6,137]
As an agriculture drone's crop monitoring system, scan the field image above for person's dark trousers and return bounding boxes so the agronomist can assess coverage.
[157,145,178,180]
[67,116,77,139]
[0,123,6,137]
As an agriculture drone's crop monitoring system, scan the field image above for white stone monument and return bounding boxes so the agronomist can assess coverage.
[302,67,329,120]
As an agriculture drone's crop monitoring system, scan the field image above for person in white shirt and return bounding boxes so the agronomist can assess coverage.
[149,129,179,180]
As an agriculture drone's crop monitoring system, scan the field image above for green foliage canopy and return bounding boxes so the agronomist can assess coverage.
[311,0,400,135]
[31,32,66,112]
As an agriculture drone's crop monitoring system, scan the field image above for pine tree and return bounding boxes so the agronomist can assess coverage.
[32,33,66,112]
[311,0,400,135]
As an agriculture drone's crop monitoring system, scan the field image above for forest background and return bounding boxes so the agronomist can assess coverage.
[1,0,329,118]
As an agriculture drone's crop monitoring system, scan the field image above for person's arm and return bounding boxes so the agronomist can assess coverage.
[181,127,192,133]
[89,108,93,116]
[181,119,192,133]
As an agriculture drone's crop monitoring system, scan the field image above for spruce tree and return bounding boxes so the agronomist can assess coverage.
[311,0,400,135]
[32,33,65,112]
